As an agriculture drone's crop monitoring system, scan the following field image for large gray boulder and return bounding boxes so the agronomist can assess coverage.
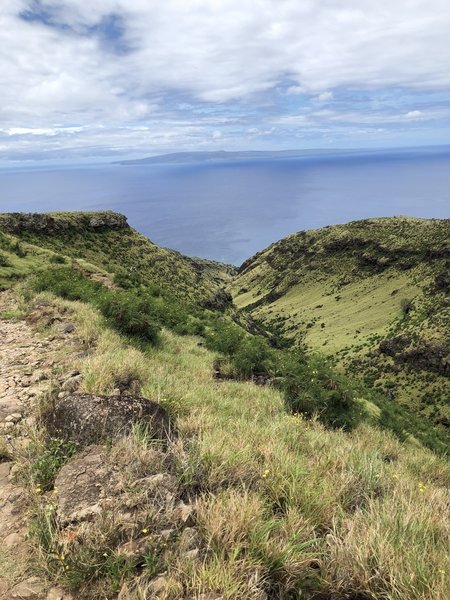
[45,393,171,446]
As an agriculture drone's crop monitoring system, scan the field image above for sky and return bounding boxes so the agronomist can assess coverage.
[1,0,450,163]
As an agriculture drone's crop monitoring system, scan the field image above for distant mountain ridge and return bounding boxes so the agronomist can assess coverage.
[116,145,450,166]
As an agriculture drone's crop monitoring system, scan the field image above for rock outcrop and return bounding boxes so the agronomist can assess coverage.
[0,211,128,235]
[45,393,172,446]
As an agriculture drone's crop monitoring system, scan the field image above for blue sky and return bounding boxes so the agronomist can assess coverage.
[1,1,450,163]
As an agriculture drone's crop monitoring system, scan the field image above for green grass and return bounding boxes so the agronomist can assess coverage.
[231,217,450,440]
[17,292,450,600]
[2,211,449,596]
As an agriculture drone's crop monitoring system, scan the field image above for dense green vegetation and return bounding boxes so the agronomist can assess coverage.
[28,263,448,451]
[1,211,448,449]
[231,216,450,438]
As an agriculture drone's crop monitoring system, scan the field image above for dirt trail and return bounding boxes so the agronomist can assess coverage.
[0,291,75,599]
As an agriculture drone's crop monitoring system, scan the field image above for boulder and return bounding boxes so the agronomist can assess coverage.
[45,393,171,446]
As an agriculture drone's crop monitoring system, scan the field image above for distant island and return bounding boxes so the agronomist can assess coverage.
[115,145,450,166]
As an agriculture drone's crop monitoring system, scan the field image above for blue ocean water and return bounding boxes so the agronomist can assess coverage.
[1,149,449,264]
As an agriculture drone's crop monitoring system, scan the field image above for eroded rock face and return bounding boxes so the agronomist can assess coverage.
[379,335,450,374]
[201,288,233,311]
[45,393,171,446]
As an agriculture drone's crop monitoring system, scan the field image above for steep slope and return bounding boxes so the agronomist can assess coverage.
[230,217,450,430]
[0,211,234,303]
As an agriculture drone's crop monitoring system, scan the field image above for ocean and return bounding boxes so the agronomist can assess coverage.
[1,148,449,265]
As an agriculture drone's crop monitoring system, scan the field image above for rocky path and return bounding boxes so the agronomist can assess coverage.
[0,291,74,599]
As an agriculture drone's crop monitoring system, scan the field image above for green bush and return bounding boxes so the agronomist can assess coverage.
[32,267,100,302]
[49,254,66,264]
[205,321,244,355]
[32,267,160,345]
[231,335,275,377]
[0,252,11,267]
[32,437,77,491]
[283,352,363,430]
[98,291,160,344]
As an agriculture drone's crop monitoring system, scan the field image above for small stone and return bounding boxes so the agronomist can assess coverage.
[61,323,75,334]
[159,528,175,541]
[5,413,22,424]
[31,371,50,383]
[0,422,15,432]
[173,501,194,525]
[46,587,73,600]
[111,388,121,397]
[61,375,82,393]
[66,370,81,378]
[117,582,132,600]
[186,548,200,561]
[117,537,150,558]
[11,576,45,599]
[147,576,168,595]
[3,532,23,547]
[8,463,20,481]
[179,527,200,551]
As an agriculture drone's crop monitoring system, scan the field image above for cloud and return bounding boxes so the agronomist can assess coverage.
[404,110,423,119]
[1,1,450,160]
[316,91,333,102]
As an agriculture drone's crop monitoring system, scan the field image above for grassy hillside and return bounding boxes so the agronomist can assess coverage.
[4,289,450,600]
[0,211,449,598]
[230,217,450,433]
[0,211,234,304]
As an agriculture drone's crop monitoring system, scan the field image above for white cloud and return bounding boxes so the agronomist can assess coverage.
[316,91,333,102]
[404,110,423,119]
[285,86,304,96]
[1,1,450,158]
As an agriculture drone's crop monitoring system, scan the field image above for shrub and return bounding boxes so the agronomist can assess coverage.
[231,335,275,377]
[98,292,160,344]
[32,267,160,345]
[32,267,100,301]
[283,352,363,430]
[205,321,244,355]
[400,297,413,316]
[32,437,77,491]
[0,252,11,267]
[49,254,66,264]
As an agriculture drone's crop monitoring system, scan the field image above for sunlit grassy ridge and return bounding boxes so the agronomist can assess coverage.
[230,217,450,433]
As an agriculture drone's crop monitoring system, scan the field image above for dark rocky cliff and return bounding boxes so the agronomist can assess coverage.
[0,211,128,235]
